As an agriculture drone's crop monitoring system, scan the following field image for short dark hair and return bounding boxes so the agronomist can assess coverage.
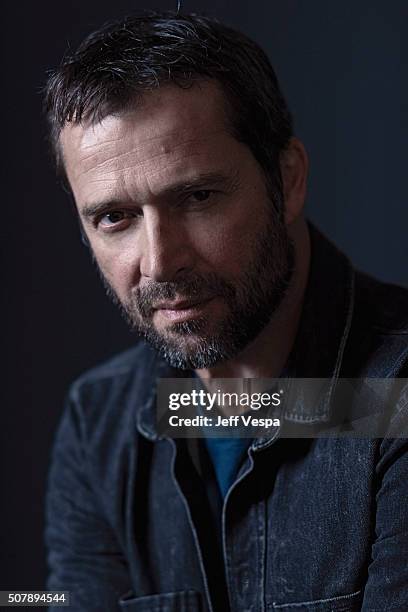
[44,11,293,206]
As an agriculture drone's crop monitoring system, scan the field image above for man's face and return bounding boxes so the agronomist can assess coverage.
[61,82,294,369]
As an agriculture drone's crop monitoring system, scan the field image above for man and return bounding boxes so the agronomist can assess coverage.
[44,11,408,611]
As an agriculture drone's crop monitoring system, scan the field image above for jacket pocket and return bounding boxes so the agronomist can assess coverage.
[270,589,362,611]
[118,589,202,611]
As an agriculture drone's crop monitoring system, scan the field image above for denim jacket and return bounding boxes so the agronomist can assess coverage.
[46,226,408,611]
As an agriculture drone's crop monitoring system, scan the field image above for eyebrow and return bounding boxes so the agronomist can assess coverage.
[80,171,240,219]
[81,199,127,219]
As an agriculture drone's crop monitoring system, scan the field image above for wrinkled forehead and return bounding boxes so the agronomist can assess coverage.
[58,81,249,206]
[59,81,232,176]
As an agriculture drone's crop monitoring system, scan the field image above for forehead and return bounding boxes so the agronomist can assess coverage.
[60,81,241,204]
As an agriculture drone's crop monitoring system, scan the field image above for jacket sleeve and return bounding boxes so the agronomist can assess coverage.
[361,396,408,611]
[45,390,132,611]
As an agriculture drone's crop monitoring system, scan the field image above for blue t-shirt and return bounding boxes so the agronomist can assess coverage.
[204,435,252,498]
[194,369,288,499]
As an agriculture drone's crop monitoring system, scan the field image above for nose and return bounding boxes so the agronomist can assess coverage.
[139,209,194,282]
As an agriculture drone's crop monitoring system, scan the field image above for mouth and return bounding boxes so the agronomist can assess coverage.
[153,297,214,322]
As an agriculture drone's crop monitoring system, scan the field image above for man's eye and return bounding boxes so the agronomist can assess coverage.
[100,211,126,226]
[98,210,130,227]
[191,190,212,202]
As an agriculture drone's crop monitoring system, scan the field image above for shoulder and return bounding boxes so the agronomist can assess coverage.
[50,341,162,523]
[71,340,156,389]
[64,340,159,441]
[354,271,408,334]
[344,271,408,377]
[69,340,158,401]
[50,340,164,497]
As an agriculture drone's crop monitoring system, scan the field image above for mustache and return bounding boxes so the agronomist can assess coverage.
[131,273,236,318]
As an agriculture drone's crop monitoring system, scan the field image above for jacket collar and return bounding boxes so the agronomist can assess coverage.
[280,223,355,423]
[136,223,355,440]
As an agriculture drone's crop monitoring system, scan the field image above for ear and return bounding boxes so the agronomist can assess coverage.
[280,137,308,225]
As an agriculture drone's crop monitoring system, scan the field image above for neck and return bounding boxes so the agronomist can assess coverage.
[195,218,310,380]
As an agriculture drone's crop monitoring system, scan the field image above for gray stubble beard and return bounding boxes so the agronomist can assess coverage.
[97,201,295,370]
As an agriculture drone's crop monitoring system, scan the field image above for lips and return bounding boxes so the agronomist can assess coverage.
[153,296,214,322]
[153,298,210,311]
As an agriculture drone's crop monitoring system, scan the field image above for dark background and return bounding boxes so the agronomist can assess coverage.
[2,0,407,591]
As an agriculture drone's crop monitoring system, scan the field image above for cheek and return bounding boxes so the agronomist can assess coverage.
[91,241,140,298]
[195,212,260,274]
